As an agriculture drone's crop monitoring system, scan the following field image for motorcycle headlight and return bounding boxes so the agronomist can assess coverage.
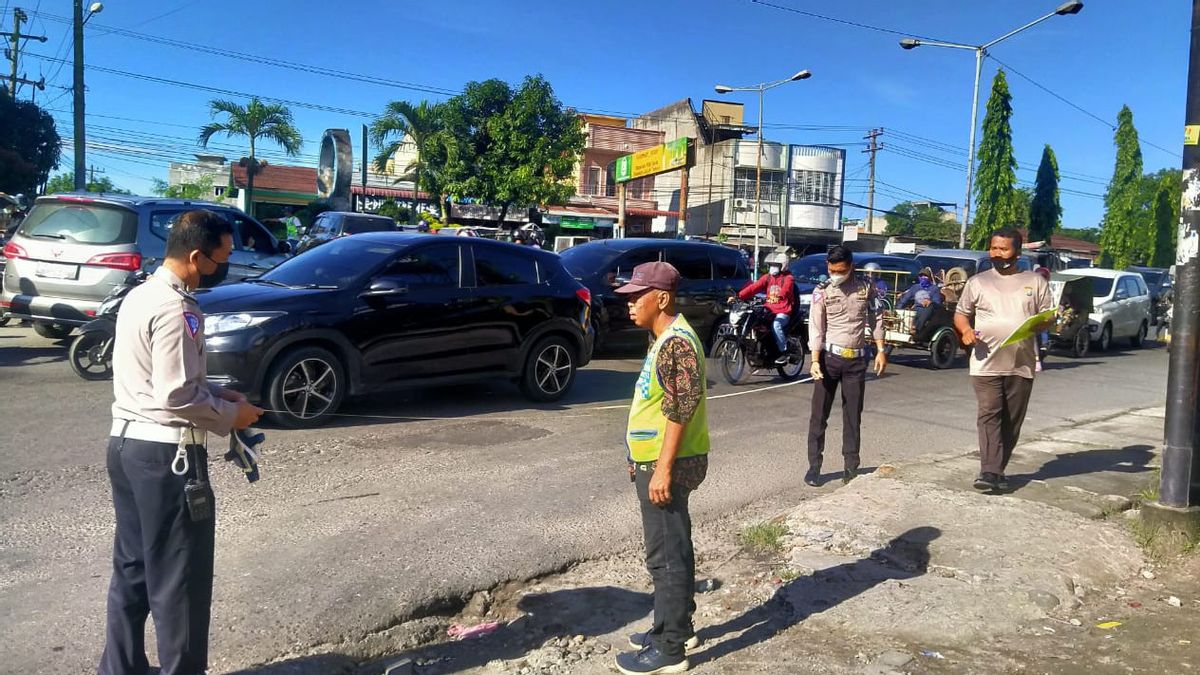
[204,311,284,335]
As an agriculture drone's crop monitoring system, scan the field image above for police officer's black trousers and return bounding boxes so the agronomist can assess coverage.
[635,465,696,659]
[100,437,214,675]
[807,353,866,470]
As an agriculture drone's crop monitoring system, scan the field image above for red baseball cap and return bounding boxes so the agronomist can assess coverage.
[616,261,680,294]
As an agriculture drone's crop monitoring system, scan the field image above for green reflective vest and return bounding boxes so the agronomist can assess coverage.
[626,315,710,463]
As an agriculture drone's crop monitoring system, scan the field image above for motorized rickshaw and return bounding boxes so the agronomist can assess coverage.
[1047,272,1094,358]
[864,268,962,369]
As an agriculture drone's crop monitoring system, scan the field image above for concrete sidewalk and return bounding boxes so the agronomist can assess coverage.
[322,406,1198,675]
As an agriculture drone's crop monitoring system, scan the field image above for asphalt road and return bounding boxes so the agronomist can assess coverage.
[0,324,1169,674]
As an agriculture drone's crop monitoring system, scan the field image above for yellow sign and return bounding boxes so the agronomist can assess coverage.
[1186,125,1200,146]
[615,138,689,182]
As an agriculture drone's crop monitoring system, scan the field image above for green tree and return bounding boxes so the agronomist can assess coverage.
[198,98,302,217]
[1098,106,1145,269]
[1028,145,1061,244]
[970,69,1019,250]
[1011,186,1032,235]
[1141,169,1181,267]
[1059,227,1100,243]
[884,201,960,241]
[375,197,410,222]
[45,172,131,195]
[150,174,215,200]
[371,100,447,222]
[440,75,586,224]
[0,90,61,195]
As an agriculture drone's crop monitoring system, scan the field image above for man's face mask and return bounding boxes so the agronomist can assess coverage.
[989,255,1017,271]
[828,273,849,286]
[918,275,932,287]
[199,253,229,288]
[769,265,781,276]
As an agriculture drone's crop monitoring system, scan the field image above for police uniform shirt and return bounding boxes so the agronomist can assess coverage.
[111,266,238,434]
[808,276,885,353]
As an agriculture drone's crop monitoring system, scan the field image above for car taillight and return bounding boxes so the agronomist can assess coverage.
[87,252,143,272]
[2,240,26,259]
[575,286,592,306]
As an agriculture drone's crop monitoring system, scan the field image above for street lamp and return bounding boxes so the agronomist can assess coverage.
[715,69,812,269]
[899,1,1083,248]
[73,1,104,191]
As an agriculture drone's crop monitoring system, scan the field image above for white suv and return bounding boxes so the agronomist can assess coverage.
[1068,269,1152,350]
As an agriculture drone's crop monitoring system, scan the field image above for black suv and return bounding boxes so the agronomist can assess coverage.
[295,211,397,254]
[199,233,594,428]
[560,239,750,352]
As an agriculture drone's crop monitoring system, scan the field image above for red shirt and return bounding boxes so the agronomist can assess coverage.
[738,272,795,316]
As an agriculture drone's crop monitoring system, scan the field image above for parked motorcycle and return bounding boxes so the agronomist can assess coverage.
[68,270,147,380]
[711,296,808,385]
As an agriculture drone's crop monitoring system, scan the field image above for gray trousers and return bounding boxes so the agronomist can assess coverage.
[971,375,1034,475]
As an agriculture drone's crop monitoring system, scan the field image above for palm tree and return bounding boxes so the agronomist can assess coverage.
[370,100,445,221]
[198,97,302,217]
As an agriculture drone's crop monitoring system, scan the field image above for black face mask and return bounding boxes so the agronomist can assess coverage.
[199,261,229,288]
[990,256,1017,271]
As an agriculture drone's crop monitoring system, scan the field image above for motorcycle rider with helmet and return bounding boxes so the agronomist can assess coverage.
[731,252,796,365]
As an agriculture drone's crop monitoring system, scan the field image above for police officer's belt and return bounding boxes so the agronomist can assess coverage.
[826,343,865,359]
[111,419,198,444]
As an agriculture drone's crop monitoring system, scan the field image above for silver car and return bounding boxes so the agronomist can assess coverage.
[1,193,290,339]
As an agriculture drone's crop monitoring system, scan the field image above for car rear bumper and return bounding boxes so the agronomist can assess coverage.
[0,291,99,325]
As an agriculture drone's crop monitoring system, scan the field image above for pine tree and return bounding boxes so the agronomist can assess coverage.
[1028,144,1061,244]
[1098,106,1144,268]
[1148,169,1182,267]
[970,69,1019,250]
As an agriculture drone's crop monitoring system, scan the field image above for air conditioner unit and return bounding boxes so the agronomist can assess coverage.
[733,198,749,209]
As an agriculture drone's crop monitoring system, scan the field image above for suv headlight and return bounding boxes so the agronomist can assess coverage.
[204,311,284,335]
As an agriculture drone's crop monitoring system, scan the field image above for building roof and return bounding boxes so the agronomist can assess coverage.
[1020,228,1100,255]
[231,164,317,194]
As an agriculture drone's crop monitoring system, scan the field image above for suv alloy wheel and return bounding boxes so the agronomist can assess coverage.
[520,336,576,402]
[265,346,346,428]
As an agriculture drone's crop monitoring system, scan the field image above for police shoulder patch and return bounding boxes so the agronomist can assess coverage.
[183,311,201,338]
[813,288,824,303]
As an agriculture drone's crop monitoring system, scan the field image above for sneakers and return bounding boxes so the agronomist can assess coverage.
[615,646,690,674]
[628,631,701,652]
[842,466,859,485]
[996,474,1011,491]
[804,466,821,487]
[973,472,1000,491]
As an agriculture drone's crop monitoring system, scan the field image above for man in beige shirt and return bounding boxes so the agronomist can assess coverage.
[806,245,887,487]
[101,210,262,675]
[955,227,1052,493]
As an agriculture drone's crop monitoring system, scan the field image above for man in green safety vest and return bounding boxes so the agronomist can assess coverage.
[614,261,709,675]
[281,208,301,241]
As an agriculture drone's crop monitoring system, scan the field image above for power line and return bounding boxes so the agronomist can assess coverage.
[746,0,949,42]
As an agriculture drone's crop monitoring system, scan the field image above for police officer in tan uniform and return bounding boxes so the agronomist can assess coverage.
[100,210,262,675]
[805,245,886,487]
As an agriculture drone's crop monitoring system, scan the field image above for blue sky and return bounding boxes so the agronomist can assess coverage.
[12,0,1189,228]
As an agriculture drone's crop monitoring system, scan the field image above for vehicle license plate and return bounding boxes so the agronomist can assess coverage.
[35,261,79,280]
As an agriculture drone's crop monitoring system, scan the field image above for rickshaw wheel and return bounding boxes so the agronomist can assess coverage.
[929,328,958,369]
[1071,328,1090,358]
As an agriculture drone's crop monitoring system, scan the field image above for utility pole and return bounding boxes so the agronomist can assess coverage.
[1145,0,1200,543]
[87,164,105,185]
[4,7,48,97]
[73,0,87,190]
[863,128,884,234]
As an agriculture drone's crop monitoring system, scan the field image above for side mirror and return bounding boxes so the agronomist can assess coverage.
[360,279,407,298]
[612,275,631,289]
[278,241,292,254]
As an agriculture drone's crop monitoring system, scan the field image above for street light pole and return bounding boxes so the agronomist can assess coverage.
[715,69,811,271]
[899,1,1084,249]
[754,85,764,270]
[73,0,86,191]
[72,0,102,191]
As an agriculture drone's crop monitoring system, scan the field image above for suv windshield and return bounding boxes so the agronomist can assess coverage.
[261,237,400,288]
[1087,276,1115,298]
[20,201,138,245]
[1136,270,1164,287]
[790,256,828,284]
[560,246,618,279]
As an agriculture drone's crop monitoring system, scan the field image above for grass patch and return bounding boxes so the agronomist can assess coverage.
[776,567,802,582]
[739,522,788,555]
[1128,516,1199,560]
[1136,468,1162,505]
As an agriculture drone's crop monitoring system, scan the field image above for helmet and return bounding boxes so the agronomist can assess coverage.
[863,262,882,272]
[765,252,789,267]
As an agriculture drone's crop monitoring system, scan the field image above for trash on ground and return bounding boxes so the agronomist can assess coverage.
[1165,596,1182,608]
[1127,601,1143,608]
[1095,621,1122,630]
[448,621,504,640]
[920,650,945,659]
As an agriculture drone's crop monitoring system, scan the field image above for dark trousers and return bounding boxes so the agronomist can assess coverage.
[635,465,695,659]
[100,437,215,675]
[808,353,867,469]
[971,375,1034,475]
